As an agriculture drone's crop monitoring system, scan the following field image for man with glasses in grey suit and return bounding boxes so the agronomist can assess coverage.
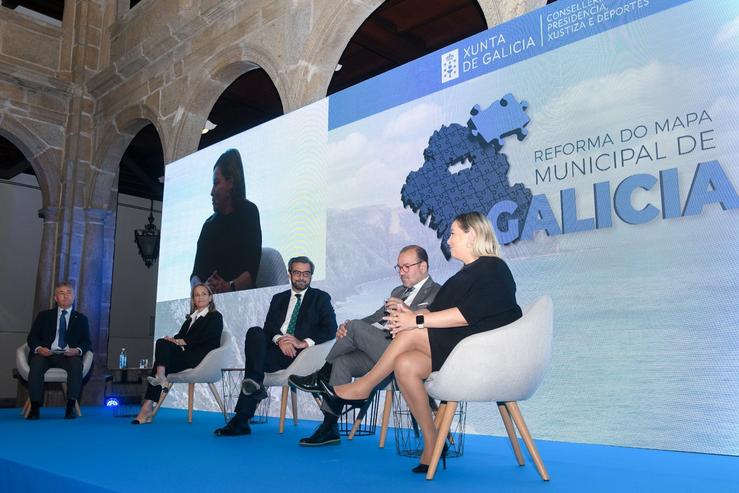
[290,245,441,446]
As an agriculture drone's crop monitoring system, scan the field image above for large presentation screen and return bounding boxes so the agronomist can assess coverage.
[155,0,739,455]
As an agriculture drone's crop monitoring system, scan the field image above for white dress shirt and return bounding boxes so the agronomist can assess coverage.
[273,287,315,347]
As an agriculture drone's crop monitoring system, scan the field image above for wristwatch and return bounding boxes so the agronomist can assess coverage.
[415,314,425,329]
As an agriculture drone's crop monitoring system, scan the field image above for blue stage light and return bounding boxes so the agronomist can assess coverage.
[105,397,120,407]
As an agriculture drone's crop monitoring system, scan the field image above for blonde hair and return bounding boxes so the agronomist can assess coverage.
[453,211,499,257]
[190,283,216,313]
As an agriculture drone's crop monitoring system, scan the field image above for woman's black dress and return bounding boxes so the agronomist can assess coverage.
[426,256,521,371]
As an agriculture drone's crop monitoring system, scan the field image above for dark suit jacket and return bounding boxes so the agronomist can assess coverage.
[362,276,442,325]
[27,308,92,355]
[263,287,337,345]
[174,310,223,367]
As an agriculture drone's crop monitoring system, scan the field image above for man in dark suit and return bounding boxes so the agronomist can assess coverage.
[26,282,92,420]
[215,256,337,436]
[290,245,441,446]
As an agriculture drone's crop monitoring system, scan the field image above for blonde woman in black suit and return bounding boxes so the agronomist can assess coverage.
[132,283,223,424]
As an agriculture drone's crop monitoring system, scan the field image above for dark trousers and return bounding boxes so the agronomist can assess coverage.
[28,353,83,403]
[234,326,298,418]
[144,338,194,402]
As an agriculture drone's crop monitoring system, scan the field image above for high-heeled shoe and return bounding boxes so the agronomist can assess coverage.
[318,380,369,415]
[412,443,448,473]
[130,414,152,425]
[146,375,168,388]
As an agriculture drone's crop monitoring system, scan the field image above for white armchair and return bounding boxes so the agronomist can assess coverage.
[422,295,554,480]
[15,343,94,417]
[152,328,233,423]
[263,339,334,433]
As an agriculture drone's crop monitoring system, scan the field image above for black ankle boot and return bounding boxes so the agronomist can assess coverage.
[64,400,77,419]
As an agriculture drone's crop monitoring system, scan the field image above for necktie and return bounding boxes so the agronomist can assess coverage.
[286,294,302,335]
[400,287,414,301]
[59,310,68,349]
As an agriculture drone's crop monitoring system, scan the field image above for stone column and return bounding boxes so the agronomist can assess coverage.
[34,207,62,314]
[75,207,112,404]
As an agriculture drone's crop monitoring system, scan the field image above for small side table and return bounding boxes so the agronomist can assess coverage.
[104,368,151,417]
[220,368,270,424]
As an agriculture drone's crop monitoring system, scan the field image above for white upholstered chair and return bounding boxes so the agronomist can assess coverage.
[263,339,334,433]
[15,343,94,417]
[422,295,554,480]
[152,328,232,423]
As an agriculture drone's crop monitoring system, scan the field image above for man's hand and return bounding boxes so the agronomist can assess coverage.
[64,348,80,357]
[37,347,53,357]
[336,321,349,340]
[278,337,297,358]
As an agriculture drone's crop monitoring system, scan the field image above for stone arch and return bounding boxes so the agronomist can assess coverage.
[477,0,547,28]
[89,103,165,211]
[171,43,287,161]
[0,112,59,210]
[293,0,385,105]
[295,0,546,105]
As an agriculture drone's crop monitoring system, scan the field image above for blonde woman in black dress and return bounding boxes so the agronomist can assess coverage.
[321,211,522,473]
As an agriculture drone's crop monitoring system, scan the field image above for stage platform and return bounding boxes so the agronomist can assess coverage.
[0,407,736,492]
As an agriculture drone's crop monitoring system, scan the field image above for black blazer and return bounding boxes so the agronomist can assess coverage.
[263,287,337,345]
[173,310,224,366]
[27,308,92,355]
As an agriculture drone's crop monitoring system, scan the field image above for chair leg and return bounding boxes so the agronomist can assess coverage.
[151,383,172,419]
[208,383,228,421]
[433,401,447,430]
[290,387,299,426]
[279,386,289,433]
[22,398,30,417]
[505,401,549,481]
[426,401,457,480]
[348,393,374,440]
[378,390,393,448]
[187,383,195,423]
[498,402,525,466]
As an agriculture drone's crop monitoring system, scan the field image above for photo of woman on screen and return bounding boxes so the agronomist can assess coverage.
[190,148,262,293]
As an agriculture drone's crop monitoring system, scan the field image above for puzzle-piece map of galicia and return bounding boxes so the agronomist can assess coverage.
[401,93,532,259]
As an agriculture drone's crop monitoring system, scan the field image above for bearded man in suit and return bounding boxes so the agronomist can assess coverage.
[215,256,337,436]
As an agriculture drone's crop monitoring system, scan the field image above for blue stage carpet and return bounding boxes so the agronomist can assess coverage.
[0,407,736,492]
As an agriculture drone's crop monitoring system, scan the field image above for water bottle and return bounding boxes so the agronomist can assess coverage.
[119,348,127,369]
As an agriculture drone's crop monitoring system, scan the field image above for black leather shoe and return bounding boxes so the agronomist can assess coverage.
[64,401,77,419]
[241,379,268,400]
[214,417,251,436]
[26,404,40,420]
[289,372,327,394]
[299,422,341,447]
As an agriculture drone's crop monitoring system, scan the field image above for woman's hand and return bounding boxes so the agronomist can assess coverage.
[163,336,186,346]
[384,303,418,337]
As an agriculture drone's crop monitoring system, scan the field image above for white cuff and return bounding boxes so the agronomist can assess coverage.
[304,338,315,347]
[272,335,283,345]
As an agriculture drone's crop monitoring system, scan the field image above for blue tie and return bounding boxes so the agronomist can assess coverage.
[59,310,68,349]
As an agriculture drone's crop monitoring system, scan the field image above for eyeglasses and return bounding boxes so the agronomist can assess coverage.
[290,270,313,278]
[394,261,422,273]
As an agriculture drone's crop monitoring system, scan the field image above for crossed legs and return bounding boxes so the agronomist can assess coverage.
[333,328,437,464]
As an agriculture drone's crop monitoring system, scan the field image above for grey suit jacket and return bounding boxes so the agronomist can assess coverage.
[361,276,441,325]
